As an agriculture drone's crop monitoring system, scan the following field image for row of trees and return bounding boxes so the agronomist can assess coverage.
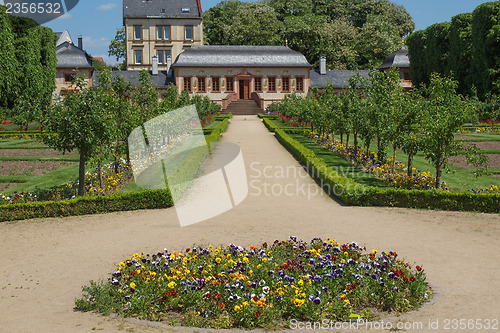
[0,6,57,127]
[406,1,500,100]
[42,70,220,196]
[203,0,414,69]
[271,72,485,189]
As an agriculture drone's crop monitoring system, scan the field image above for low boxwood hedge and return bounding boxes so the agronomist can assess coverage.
[273,128,500,213]
[0,118,231,222]
[0,189,173,222]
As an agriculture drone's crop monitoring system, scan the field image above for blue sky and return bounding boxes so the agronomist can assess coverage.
[41,0,494,65]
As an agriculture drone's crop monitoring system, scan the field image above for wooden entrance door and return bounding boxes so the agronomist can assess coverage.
[239,79,250,99]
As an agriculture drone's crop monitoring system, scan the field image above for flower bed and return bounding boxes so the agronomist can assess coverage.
[0,160,133,204]
[75,237,431,329]
[305,132,449,191]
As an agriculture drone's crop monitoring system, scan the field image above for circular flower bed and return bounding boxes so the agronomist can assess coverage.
[75,237,431,329]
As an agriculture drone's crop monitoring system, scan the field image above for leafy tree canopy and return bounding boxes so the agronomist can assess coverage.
[203,0,414,69]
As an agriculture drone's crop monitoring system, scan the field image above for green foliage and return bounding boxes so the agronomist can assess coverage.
[203,1,283,45]
[421,74,478,188]
[272,127,500,213]
[408,1,500,99]
[0,189,173,222]
[75,237,430,329]
[203,0,414,69]
[42,76,117,195]
[0,9,57,127]
[108,27,126,62]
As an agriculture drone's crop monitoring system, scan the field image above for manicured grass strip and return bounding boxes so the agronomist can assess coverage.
[487,168,500,174]
[6,163,79,195]
[290,134,391,189]
[0,156,79,162]
[0,189,173,222]
[455,132,500,141]
[0,176,31,183]
[0,139,45,148]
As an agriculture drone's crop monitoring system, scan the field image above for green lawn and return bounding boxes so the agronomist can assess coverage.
[290,134,391,189]
[324,134,499,192]
[4,163,79,194]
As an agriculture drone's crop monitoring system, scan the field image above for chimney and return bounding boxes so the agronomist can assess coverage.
[78,35,83,49]
[166,54,172,76]
[319,56,326,75]
[152,55,158,75]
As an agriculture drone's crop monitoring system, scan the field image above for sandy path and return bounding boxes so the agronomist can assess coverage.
[0,115,499,333]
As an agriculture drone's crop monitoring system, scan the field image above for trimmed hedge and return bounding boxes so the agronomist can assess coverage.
[0,117,231,222]
[0,189,173,222]
[273,128,500,213]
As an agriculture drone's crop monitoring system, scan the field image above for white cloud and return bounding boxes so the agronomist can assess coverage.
[83,36,111,48]
[97,3,118,11]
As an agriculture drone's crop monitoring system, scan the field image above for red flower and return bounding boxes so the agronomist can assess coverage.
[416,266,422,272]
[403,277,409,283]
[218,302,225,310]
[255,311,262,318]
[410,276,416,282]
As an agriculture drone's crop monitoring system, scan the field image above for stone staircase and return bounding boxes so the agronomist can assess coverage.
[222,99,262,115]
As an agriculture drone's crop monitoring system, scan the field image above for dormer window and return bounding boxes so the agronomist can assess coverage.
[161,8,166,13]
[182,7,190,13]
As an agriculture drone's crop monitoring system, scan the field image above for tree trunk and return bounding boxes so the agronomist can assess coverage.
[340,133,343,144]
[407,152,414,177]
[435,155,442,189]
[393,146,397,173]
[346,132,350,146]
[353,132,358,151]
[78,149,86,196]
[98,163,103,190]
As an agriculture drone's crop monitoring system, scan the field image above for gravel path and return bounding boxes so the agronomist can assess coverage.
[0,115,499,332]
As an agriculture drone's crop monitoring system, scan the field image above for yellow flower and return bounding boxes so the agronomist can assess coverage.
[292,298,305,307]
[215,257,221,264]
[344,299,350,305]
[343,251,349,256]
[130,282,136,288]
[372,249,377,254]
[168,281,177,288]
[242,301,248,307]
[298,279,303,286]
[262,257,268,262]
[234,305,241,311]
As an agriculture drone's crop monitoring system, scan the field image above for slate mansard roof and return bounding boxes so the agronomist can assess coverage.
[378,47,410,70]
[310,70,371,89]
[172,45,313,68]
[123,0,202,20]
[56,42,93,69]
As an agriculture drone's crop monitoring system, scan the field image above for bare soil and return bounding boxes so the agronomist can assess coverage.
[449,154,500,169]
[464,141,500,150]
[0,149,76,157]
[0,116,499,333]
[0,160,75,176]
[0,183,23,191]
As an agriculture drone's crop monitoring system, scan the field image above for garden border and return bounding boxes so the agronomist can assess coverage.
[0,116,231,222]
[269,123,500,213]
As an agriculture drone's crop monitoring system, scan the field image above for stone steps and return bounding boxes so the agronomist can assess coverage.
[222,100,262,115]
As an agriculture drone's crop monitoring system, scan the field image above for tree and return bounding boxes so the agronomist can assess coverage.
[0,6,17,110]
[203,0,414,69]
[203,1,283,46]
[448,13,473,96]
[42,77,116,196]
[108,27,126,69]
[0,11,56,126]
[421,74,476,188]
[471,1,500,99]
